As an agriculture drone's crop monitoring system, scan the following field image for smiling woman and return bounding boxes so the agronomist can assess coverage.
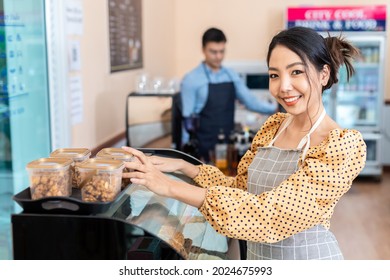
[123,26,366,260]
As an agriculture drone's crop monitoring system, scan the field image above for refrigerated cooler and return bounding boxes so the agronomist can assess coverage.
[287,5,387,179]
[323,35,385,179]
[11,149,236,260]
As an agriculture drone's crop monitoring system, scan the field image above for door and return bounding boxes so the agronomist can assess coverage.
[331,35,384,132]
[0,0,51,259]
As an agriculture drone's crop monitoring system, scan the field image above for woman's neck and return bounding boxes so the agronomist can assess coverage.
[289,106,325,132]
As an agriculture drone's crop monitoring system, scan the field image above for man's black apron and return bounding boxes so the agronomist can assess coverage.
[196,64,236,162]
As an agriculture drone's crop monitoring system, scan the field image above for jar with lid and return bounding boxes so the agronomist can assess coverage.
[77,158,124,202]
[96,147,136,189]
[26,158,73,200]
[50,148,91,188]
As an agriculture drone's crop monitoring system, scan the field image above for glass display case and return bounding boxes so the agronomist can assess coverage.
[11,149,231,260]
[123,182,228,260]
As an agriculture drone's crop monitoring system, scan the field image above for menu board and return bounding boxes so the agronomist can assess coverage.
[108,0,143,72]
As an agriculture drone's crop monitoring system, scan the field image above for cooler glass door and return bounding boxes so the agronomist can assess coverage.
[332,35,384,132]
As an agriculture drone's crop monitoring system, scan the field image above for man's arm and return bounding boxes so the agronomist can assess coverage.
[180,75,198,118]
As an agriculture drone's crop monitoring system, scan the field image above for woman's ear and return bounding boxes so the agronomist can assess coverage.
[320,64,331,86]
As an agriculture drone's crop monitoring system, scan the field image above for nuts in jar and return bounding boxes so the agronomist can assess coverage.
[77,158,124,202]
[95,147,136,189]
[26,158,72,200]
[50,148,91,188]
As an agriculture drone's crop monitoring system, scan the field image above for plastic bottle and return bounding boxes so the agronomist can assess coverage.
[366,93,376,122]
[372,47,379,63]
[215,129,228,174]
[359,100,367,120]
[365,47,372,63]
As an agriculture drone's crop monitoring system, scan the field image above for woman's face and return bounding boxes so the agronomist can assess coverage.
[268,45,326,117]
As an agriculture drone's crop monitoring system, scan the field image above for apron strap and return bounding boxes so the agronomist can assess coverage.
[297,109,327,160]
[267,116,293,147]
[202,62,234,83]
[268,109,326,161]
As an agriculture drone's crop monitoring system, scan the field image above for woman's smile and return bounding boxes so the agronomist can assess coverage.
[281,95,302,106]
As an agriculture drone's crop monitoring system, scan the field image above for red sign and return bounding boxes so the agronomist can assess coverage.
[287,5,386,20]
[287,5,386,31]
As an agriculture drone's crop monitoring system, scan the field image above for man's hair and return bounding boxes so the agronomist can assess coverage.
[202,27,227,47]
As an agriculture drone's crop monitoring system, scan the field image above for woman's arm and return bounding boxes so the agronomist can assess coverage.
[123,147,206,208]
[123,146,200,179]
[148,155,200,179]
[198,129,367,243]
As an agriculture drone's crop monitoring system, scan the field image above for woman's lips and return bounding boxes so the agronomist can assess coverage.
[282,95,301,106]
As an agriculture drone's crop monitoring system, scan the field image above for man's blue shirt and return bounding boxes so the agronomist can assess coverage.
[180,62,277,118]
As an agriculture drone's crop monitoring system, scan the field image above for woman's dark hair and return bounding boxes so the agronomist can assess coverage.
[266,26,360,91]
[202,27,227,47]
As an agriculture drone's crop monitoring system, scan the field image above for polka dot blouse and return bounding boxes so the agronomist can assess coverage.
[194,113,367,243]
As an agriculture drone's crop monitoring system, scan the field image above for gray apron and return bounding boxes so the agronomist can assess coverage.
[247,110,343,260]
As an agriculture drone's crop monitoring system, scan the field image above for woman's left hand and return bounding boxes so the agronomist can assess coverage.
[122,146,178,197]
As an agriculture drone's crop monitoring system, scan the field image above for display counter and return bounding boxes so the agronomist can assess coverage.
[11,149,232,260]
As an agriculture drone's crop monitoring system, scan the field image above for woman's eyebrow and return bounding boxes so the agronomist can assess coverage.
[286,62,304,69]
[268,62,304,72]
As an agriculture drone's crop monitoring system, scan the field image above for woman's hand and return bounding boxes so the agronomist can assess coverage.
[122,146,178,197]
[148,155,185,173]
[121,146,206,208]
[123,146,200,179]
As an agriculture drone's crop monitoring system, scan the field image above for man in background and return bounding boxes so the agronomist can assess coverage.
[179,27,277,162]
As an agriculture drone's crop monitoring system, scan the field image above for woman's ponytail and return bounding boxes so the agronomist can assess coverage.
[324,35,360,89]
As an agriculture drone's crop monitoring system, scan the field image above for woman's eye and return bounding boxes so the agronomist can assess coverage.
[269,73,277,79]
[292,70,303,75]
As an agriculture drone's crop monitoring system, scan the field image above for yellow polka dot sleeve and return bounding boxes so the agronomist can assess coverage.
[195,115,366,243]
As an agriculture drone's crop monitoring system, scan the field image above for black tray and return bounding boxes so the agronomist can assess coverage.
[13,186,130,215]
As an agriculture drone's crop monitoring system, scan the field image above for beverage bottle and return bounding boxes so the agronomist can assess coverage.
[365,47,372,63]
[237,134,248,161]
[215,129,228,174]
[366,92,376,122]
[227,131,238,176]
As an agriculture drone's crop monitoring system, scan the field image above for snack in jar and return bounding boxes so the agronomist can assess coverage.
[96,147,135,189]
[77,158,124,202]
[50,148,91,188]
[26,158,72,200]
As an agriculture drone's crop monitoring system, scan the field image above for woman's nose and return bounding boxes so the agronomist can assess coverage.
[280,76,293,93]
